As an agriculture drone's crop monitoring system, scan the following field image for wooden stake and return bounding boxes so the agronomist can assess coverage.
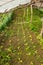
[30,4,33,22]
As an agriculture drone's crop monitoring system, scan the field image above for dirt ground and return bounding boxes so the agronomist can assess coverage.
[0,7,43,65]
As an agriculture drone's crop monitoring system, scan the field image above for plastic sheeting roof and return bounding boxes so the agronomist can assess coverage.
[0,0,31,13]
[0,0,12,5]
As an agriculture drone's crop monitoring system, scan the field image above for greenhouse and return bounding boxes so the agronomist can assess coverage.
[0,0,43,65]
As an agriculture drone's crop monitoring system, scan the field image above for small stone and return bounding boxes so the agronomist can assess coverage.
[24,39,26,42]
[33,46,36,48]
[2,39,4,41]
[17,39,19,41]
[0,46,3,48]
[26,52,31,56]
[30,61,34,65]
[29,35,32,38]
[41,64,43,65]
[24,43,28,46]
[17,46,20,49]
[35,50,38,54]
[24,35,25,38]
[30,38,32,41]
[18,58,23,63]
[9,40,12,43]
[20,60,23,63]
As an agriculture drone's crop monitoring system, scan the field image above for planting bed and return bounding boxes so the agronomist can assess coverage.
[0,6,43,65]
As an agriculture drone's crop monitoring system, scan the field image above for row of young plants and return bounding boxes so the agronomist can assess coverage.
[29,8,43,34]
[0,11,14,30]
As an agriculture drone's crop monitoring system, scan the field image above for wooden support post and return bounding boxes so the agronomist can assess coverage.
[40,18,43,38]
[30,4,33,22]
